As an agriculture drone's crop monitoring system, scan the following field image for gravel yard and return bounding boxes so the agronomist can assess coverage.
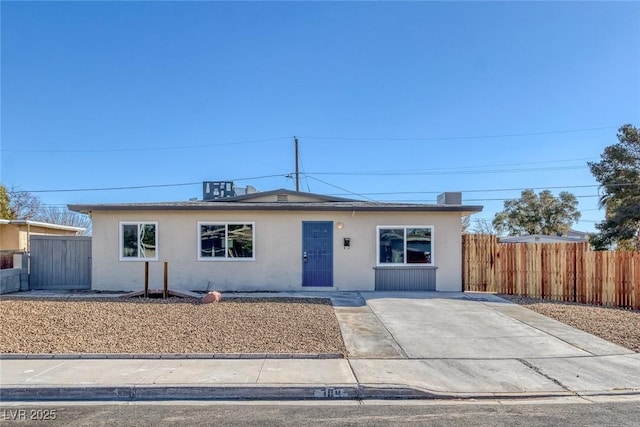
[498,295,640,353]
[3,294,638,356]
[0,297,347,355]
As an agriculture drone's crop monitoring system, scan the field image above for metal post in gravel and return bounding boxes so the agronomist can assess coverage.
[144,262,149,298]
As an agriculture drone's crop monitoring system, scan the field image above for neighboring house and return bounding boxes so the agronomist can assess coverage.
[0,219,86,252]
[68,189,482,292]
[499,230,588,244]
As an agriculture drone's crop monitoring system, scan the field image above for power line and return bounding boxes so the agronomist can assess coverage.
[4,124,617,153]
[3,137,291,153]
[394,157,595,171]
[469,217,602,224]
[299,125,616,142]
[370,194,600,203]
[24,182,199,194]
[22,174,287,193]
[305,165,587,177]
[462,195,600,202]
[305,156,596,177]
[21,178,632,197]
[326,183,634,197]
[296,141,312,193]
[305,176,376,201]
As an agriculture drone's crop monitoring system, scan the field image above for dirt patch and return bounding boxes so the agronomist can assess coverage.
[0,297,347,355]
[498,295,640,353]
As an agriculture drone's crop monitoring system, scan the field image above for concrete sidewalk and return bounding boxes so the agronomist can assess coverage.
[2,354,640,401]
[1,291,639,402]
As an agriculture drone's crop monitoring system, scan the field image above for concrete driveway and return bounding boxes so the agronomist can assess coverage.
[334,291,640,396]
[334,291,632,359]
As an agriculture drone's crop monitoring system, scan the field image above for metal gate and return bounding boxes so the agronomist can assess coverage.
[302,221,333,287]
[29,235,91,290]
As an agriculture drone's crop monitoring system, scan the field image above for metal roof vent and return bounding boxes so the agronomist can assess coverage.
[437,192,462,205]
[276,194,288,202]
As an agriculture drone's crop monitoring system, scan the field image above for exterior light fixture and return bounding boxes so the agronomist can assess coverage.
[336,222,344,229]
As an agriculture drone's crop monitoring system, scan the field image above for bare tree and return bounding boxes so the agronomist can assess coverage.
[34,206,92,236]
[471,218,498,235]
[461,215,471,234]
[7,187,41,220]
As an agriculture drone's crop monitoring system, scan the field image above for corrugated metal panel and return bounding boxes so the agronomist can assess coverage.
[374,267,437,291]
[30,235,91,290]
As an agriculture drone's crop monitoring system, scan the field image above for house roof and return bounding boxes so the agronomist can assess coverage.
[68,188,483,215]
[217,188,358,203]
[0,219,86,233]
[499,234,587,243]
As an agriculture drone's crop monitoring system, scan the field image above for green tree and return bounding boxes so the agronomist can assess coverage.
[588,124,640,251]
[0,184,12,219]
[492,189,581,236]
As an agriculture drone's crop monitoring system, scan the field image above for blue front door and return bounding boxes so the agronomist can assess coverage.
[302,221,333,287]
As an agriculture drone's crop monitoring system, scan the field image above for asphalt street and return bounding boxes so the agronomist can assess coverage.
[2,400,640,427]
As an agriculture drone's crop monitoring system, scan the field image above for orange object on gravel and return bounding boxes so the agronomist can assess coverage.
[202,291,222,303]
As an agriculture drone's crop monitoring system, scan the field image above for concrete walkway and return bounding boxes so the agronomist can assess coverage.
[1,291,639,401]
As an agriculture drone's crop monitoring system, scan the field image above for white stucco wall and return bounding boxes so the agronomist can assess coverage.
[90,209,464,292]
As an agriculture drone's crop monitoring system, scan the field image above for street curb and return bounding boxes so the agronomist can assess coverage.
[4,385,638,402]
[0,385,361,401]
[0,353,344,360]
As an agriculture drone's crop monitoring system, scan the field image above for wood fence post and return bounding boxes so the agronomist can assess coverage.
[163,261,168,298]
[573,245,578,302]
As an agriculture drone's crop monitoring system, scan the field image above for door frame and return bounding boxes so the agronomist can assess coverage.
[301,221,334,287]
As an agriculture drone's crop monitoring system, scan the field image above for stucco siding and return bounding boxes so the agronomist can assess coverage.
[90,210,463,292]
[1,225,21,250]
[1,224,80,252]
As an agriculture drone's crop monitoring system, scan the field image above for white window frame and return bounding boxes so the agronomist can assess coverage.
[197,221,255,261]
[119,221,159,261]
[376,225,434,266]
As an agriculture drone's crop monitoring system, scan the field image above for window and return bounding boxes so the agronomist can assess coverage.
[198,222,254,260]
[377,226,433,265]
[120,222,157,261]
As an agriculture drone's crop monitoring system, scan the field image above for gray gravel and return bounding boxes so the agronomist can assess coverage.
[498,295,640,353]
[0,297,347,355]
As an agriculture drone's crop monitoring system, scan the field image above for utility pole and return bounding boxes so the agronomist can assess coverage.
[294,136,300,192]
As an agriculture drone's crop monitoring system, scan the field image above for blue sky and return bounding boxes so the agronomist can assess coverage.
[1,1,639,232]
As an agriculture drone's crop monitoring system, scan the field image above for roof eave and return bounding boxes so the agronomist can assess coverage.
[0,219,86,232]
[68,203,483,214]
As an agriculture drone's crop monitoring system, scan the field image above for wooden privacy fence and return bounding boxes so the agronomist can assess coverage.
[463,234,640,310]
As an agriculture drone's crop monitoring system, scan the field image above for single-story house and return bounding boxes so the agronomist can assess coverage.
[499,230,588,244]
[0,219,86,252]
[69,189,482,292]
